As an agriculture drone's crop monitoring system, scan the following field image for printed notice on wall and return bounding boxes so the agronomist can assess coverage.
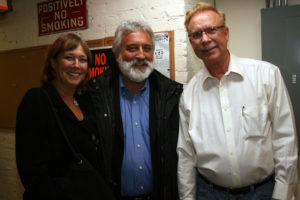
[89,46,117,78]
[37,0,88,36]
[154,32,170,78]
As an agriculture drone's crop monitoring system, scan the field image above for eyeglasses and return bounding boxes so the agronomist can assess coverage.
[188,25,225,40]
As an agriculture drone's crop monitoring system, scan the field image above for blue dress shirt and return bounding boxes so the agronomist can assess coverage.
[119,75,153,197]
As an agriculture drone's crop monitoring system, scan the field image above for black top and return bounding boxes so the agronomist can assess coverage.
[15,83,104,200]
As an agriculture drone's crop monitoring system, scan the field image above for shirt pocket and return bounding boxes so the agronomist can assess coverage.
[242,105,268,139]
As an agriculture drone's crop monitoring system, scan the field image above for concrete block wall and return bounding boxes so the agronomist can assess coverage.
[0,0,200,84]
[0,130,23,200]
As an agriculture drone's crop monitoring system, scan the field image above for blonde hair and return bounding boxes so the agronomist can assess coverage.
[185,2,226,32]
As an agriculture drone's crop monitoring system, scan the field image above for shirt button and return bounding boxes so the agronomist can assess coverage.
[135,122,138,126]
[226,128,231,132]
[140,186,144,190]
[137,144,141,148]
[133,101,136,104]
[104,113,108,117]
[139,166,143,170]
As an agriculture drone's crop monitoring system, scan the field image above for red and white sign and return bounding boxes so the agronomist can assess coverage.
[37,0,88,36]
[0,0,8,11]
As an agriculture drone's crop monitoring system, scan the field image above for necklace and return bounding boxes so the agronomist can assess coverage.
[73,99,79,107]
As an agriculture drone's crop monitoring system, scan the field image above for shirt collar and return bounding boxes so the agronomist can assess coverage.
[119,75,149,96]
[228,53,244,77]
[201,52,244,86]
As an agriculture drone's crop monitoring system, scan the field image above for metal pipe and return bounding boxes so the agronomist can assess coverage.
[266,0,270,8]
[284,0,288,6]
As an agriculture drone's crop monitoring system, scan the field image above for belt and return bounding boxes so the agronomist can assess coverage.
[120,194,152,200]
[199,173,274,195]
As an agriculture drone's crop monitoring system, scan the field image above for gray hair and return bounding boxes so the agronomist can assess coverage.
[112,20,155,56]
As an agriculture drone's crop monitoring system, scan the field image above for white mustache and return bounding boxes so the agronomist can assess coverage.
[132,59,151,67]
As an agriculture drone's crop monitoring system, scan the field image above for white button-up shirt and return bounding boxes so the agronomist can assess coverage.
[177,53,298,200]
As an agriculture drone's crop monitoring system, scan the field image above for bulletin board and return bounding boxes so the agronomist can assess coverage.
[0,30,174,129]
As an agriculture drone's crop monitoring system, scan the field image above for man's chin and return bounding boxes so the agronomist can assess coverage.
[130,68,153,83]
[201,51,219,62]
[129,75,148,83]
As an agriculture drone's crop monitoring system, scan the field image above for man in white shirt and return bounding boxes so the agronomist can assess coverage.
[177,2,298,200]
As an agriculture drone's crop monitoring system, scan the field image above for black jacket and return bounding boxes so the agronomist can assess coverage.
[16,84,113,200]
[87,66,183,200]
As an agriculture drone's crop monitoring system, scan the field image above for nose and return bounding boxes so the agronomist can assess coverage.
[135,47,146,59]
[73,58,80,68]
[201,32,211,42]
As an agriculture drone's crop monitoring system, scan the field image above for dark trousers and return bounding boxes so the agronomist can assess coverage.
[196,172,275,200]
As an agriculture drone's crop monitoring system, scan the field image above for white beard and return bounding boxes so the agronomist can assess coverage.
[118,55,154,83]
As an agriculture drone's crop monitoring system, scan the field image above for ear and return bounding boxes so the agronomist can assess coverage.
[114,52,120,62]
[224,26,229,41]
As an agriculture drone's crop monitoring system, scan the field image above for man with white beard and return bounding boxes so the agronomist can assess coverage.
[87,20,183,200]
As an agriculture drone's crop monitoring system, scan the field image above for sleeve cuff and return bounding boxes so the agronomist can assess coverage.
[182,198,194,200]
[272,182,296,200]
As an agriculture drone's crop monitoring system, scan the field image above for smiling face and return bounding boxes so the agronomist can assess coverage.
[116,30,154,82]
[51,44,88,91]
[188,10,229,65]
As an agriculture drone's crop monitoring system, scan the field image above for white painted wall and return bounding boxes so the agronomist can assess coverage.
[0,0,300,84]
[218,0,300,60]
